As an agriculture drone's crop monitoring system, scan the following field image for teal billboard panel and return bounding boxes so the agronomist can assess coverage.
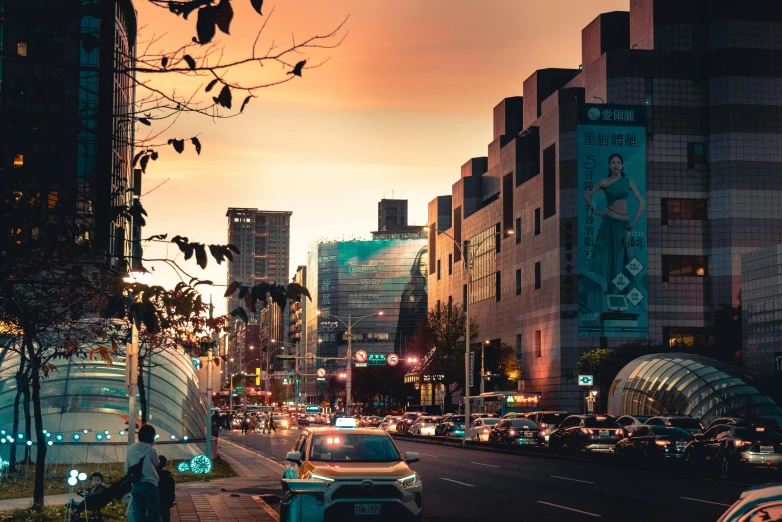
[577,105,647,338]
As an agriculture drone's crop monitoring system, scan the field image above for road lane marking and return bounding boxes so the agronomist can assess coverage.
[681,497,732,507]
[537,501,601,517]
[417,452,440,458]
[550,475,595,484]
[470,462,499,468]
[441,478,475,487]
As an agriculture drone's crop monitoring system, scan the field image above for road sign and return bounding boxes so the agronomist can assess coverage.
[316,377,325,382]
[355,350,368,363]
[234,386,245,393]
[354,362,368,368]
[386,354,399,366]
[578,375,594,386]
[316,368,326,378]
[306,353,317,361]
[368,354,386,366]
[277,355,295,360]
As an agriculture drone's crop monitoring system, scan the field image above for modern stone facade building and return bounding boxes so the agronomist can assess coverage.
[427,0,782,412]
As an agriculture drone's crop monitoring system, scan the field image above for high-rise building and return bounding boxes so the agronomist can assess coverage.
[225,208,292,312]
[378,199,408,231]
[0,0,139,265]
[426,0,782,413]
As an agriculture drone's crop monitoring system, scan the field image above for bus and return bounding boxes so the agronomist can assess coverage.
[470,392,541,417]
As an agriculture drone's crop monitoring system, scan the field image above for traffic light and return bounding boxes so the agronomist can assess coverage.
[338,372,347,379]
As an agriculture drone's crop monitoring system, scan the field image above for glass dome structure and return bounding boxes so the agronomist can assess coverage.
[607,352,782,426]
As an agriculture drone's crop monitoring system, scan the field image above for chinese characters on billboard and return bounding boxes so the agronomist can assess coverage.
[577,105,648,338]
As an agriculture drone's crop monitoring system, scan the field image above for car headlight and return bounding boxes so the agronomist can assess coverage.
[396,474,420,488]
[309,473,335,485]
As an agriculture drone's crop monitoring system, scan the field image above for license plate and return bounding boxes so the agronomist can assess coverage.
[524,431,536,437]
[355,504,381,515]
[599,430,609,437]
[676,441,687,449]
[761,446,775,454]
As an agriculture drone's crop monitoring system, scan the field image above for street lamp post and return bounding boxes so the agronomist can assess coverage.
[424,226,512,446]
[316,310,383,415]
[122,268,151,448]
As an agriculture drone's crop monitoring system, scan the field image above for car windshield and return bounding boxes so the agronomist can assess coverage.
[541,414,567,424]
[309,434,402,462]
[584,417,619,428]
[634,416,651,423]
[509,420,537,428]
[450,416,465,423]
[483,419,500,425]
[670,418,702,429]
[735,427,782,443]
[650,426,692,438]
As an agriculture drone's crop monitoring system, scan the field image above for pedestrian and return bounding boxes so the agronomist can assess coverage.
[268,414,276,434]
[260,413,268,434]
[156,456,176,522]
[125,424,161,522]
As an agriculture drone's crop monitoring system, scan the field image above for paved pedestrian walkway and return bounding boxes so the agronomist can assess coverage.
[0,437,284,521]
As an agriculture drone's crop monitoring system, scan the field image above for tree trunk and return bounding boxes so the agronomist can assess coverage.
[26,337,46,509]
[9,355,26,473]
[138,356,148,424]
[22,372,32,464]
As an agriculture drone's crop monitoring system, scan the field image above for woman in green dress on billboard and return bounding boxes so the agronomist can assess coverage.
[582,153,645,297]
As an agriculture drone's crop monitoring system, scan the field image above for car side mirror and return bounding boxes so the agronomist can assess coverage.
[286,451,302,466]
[405,452,420,464]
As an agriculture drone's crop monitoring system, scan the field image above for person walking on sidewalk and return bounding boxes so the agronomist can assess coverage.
[157,456,176,522]
[126,424,161,522]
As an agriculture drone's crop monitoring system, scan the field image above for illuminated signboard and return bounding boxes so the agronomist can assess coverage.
[504,394,540,408]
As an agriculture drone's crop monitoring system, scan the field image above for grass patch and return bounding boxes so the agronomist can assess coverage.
[0,500,127,522]
[0,457,235,500]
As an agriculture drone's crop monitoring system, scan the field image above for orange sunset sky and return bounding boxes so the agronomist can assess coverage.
[137,0,628,314]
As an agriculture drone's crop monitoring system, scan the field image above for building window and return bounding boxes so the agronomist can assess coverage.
[534,262,541,290]
[515,269,522,296]
[662,255,708,281]
[13,154,23,168]
[448,254,453,275]
[543,144,556,219]
[47,191,58,209]
[437,259,441,280]
[535,330,542,358]
[515,334,522,359]
[17,42,27,56]
[687,142,706,169]
[495,271,501,302]
[469,225,498,304]
[666,327,708,349]
[495,223,501,253]
[448,295,453,308]
[534,208,541,236]
[663,198,706,223]
[515,217,521,244]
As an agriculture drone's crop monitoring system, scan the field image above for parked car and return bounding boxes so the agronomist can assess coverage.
[548,415,623,452]
[616,415,651,436]
[488,419,541,445]
[359,416,382,428]
[396,412,421,434]
[706,416,780,431]
[409,416,442,436]
[644,416,704,435]
[467,417,502,442]
[685,422,782,478]
[717,483,782,522]
[380,416,400,432]
[437,415,466,438]
[525,411,569,443]
[615,425,693,459]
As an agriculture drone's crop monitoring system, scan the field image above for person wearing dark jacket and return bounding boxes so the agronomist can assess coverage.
[157,456,176,522]
[126,424,160,522]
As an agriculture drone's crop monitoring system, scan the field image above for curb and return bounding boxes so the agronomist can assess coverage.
[252,495,281,522]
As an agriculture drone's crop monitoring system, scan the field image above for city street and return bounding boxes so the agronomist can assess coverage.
[222,429,749,521]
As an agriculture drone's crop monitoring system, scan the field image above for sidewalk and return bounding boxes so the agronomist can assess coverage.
[0,438,284,521]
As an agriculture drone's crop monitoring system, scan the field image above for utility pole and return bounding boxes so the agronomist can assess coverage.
[480,340,486,395]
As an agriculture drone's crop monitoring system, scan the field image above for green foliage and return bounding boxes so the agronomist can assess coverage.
[497,343,521,390]
[0,501,127,522]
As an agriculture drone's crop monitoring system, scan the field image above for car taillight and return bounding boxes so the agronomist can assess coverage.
[734,440,752,447]
[407,420,413,424]
[508,430,517,436]
[539,423,548,429]
[655,440,671,447]
[667,421,673,427]
[482,428,490,433]
[581,428,594,435]
[615,430,623,435]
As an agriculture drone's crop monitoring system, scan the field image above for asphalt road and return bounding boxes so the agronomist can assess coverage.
[221,429,751,522]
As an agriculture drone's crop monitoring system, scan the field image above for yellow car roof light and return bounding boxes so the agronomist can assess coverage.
[335,418,358,429]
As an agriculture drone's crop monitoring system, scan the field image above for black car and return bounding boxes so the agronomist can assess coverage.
[616,425,693,459]
[436,414,466,437]
[685,422,782,478]
[488,419,541,445]
[396,412,421,434]
[548,415,624,452]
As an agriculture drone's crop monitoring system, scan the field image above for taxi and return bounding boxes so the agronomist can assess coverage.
[286,418,423,521]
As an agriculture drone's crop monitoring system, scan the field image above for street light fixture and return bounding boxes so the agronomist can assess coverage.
[422,225,513,446]
[122,267,151,449]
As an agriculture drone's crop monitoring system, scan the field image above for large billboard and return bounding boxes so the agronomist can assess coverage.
[577,105,647,338]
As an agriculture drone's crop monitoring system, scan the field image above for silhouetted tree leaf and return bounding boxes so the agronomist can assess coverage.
[217,85,232,109]
[81,34,99,53]
[287,60,306,77]
[133,151,146,167]
[138,118,151,126]
[226,244,240,254]
[250,0,264,15]
[194,280,213,287]
[140,155,150,173]
[216,0,234,35]
[238,286,249,299]
[240,95,252,113]
[191,137,202,155]
[287,282,312,302]
[170,139,185,154]
[244,291,254,312]
[205,78,219,92]
[162,56,169,68]
[196,5,218,44]
[224,281,241,297]
[150,151,159,161]
[194,243,208,269]
[183,54,197,70]
[208,244,223,263]
[230,307,249,323]
[168,0,207,19]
